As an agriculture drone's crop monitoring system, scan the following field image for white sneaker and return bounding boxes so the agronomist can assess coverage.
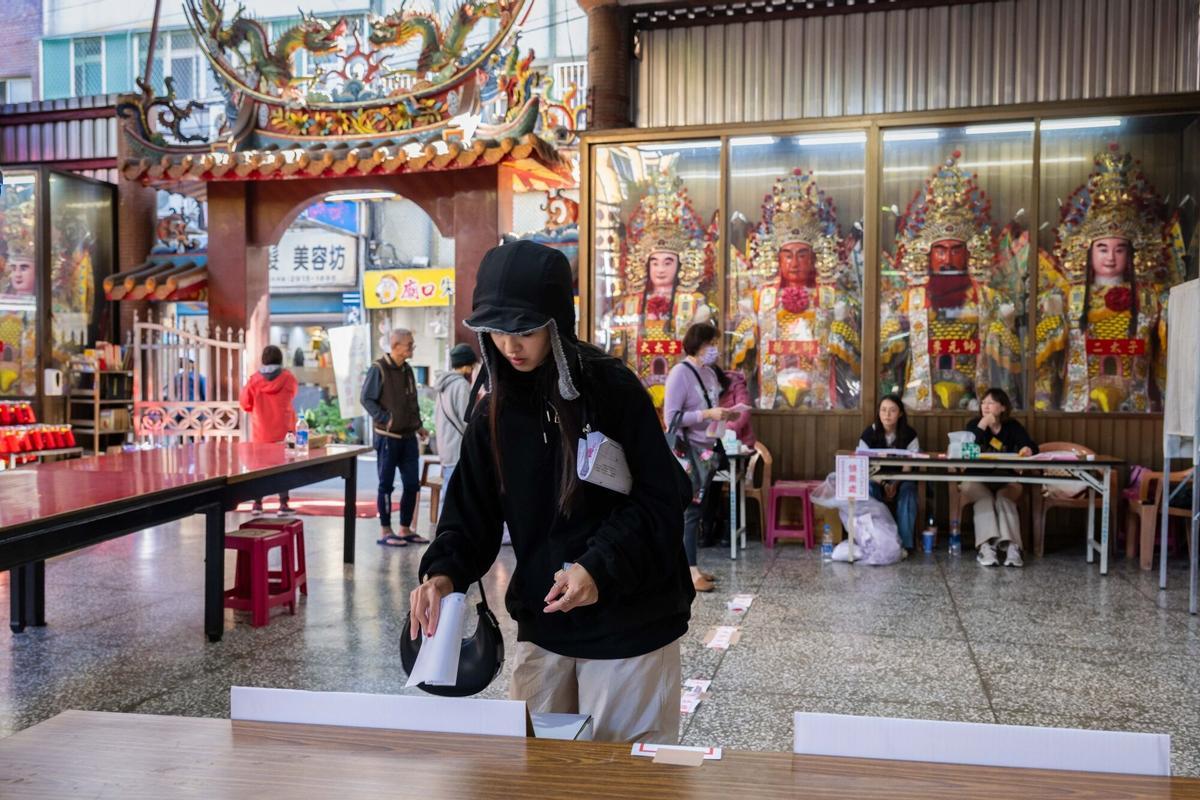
[977,541,999,567]
[1004,545,1024,567]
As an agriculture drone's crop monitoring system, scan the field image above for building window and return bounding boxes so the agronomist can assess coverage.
[72,37,103,95]
[169,31,203,100]
[0,77,34,104]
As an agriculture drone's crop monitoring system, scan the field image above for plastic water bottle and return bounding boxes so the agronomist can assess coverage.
[821,523,834,564]
[294,417,309,456]
[949,519,962,556]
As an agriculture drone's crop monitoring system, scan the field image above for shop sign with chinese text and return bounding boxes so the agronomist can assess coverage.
[364,268,455,309]
[269,226,359,292]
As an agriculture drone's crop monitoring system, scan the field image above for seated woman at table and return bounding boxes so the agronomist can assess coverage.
[857,393,919,551]
[961,387,1038,568]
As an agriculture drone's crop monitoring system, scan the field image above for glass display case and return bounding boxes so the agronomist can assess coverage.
[0,170,40,398]
[1034,112,1200,413]
[726,132,866,410]
[879,123,1034,412]
[590,140,720,408]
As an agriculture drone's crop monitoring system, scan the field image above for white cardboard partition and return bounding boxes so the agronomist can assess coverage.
[793,712,1171,777]
[231,687,527,737]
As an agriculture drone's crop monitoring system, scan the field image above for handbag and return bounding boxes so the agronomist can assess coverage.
[666,362,725,505]
[400,582,504,697]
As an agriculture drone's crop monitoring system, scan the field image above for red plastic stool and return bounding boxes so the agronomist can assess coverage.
[224,528,297,627]
[239,517,306,595]
[766,480,822,549]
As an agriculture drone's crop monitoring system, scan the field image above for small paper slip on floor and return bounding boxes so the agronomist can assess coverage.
[726,593,755,613]
[632,743,723,761]
[680,694,703,715]
[704,625,740,650]
[684,678,711,693]
[405,592,466,688]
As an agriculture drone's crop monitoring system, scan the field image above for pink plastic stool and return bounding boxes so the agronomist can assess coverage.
[766,480,822,549]
[224,528,297,627]
[239,517,306,595]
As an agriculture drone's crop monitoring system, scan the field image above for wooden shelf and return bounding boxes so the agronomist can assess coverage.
[68,396,131,405]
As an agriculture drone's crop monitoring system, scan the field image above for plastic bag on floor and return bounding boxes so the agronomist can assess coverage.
[810,476,903,565]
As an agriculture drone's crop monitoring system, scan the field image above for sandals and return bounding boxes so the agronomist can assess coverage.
[401,533,431,544]
[692,575,715,593]
[377,533,408,547]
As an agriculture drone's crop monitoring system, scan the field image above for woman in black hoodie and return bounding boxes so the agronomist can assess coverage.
[410,240,694,743]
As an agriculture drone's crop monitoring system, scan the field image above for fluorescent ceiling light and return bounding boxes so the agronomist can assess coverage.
[637,141,722,152]
[323,190,395,202]
[794,132,867,146]
[964,122,1035,135]
[1041,117,1123,131]
[730,136,779,147]
[883,129,941,142]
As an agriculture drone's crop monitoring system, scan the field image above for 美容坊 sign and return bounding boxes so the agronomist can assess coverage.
[364,268,455,309]
[269,226,360,292]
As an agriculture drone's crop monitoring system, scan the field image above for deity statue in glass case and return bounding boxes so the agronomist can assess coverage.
[880,151,1025,411]
[613,171,716,407]
[1036,145,1183,413]
[730,170,861,409]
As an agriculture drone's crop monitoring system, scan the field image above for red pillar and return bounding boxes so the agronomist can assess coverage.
[206,181,270,372]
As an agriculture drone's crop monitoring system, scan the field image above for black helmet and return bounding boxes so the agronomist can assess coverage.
[400,585,504,697]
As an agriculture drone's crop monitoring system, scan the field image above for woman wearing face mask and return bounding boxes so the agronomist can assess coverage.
[663,323,739,592]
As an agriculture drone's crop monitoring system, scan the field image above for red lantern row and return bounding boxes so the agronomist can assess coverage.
[0,403,37,426]
[0,425,77,455]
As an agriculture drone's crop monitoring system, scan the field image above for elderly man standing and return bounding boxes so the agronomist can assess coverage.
[361,329,429,547]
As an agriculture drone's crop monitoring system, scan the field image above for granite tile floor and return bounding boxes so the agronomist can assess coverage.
[2,493,1199,775]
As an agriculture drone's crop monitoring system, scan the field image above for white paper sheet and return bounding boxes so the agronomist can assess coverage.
[793,712,1171,776]
[406,592,467,687]
[705,626,739,650]
[684,679,711,693]
[230,687,527,737]
[576,431,633,495]
[726,593,755,613]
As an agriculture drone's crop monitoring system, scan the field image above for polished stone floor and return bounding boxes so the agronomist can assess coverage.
[2,486,1199,775]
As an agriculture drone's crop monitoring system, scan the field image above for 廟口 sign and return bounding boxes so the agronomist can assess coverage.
[269,225,360,292]
[364,268,455,309]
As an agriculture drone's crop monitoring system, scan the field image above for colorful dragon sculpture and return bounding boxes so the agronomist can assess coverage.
[187,0,347,94]
[368,0,519,80]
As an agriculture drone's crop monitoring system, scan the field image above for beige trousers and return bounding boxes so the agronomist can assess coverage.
[962,482,1023,548]
[509,639,681,744]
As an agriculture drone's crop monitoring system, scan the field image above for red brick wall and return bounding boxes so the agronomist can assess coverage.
[0,0,42,99]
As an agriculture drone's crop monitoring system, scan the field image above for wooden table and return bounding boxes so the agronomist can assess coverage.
[0,441,366,640]
[0,711,1196,799]
[864,453,1122,573]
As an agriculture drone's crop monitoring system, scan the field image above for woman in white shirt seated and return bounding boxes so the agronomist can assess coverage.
[857,394,920,552]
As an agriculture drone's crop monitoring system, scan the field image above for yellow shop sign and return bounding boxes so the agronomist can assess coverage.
[364,268,455,308]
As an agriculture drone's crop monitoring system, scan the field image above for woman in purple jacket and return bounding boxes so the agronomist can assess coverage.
[663,323,739,592]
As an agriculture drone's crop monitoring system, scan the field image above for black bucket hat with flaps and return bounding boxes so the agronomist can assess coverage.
[400,583,504,697]
[464,240,580,401]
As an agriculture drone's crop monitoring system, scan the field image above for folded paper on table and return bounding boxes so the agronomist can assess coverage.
[230,687,528,737]
[793,712,1170,776]
[855,448,931,459]
[406,592,467,687]
[632,743,723,760]
[576,431,632,495]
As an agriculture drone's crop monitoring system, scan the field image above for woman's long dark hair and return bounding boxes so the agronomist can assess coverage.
[1080,242,1138,339]
[482,332,584,515]
[874,393,913,436]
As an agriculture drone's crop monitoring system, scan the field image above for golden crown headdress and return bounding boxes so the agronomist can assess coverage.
[894,150,997,285]
[747,169,841,282]
[1054,144,1171,284]
[621,172,708,295]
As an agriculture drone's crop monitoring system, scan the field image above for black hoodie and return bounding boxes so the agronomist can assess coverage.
[419,241,695,659]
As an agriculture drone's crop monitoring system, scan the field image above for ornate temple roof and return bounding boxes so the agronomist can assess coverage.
[120,132,571,189]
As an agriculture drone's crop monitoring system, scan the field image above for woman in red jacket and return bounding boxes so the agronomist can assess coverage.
[240,344,299,515]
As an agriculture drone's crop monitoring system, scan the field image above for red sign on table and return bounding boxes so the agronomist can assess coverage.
[638,339,683,356]
[1086,338,1145,356]
[767,340,819,357]
[929,338,980,355]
